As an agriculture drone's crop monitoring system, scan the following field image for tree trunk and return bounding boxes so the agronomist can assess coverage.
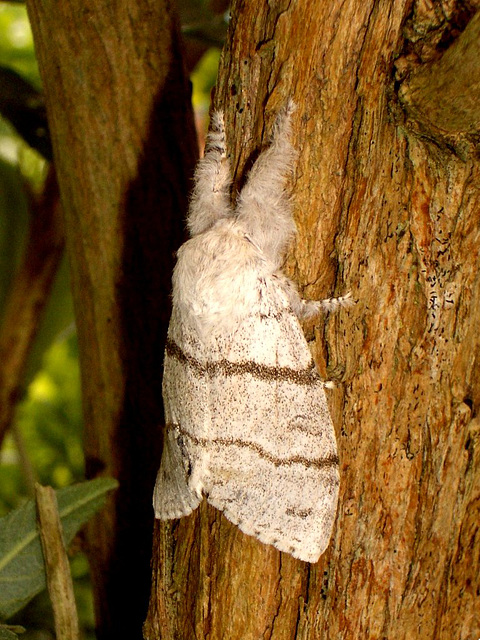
[145,0,480,638]
[25,1,197,638]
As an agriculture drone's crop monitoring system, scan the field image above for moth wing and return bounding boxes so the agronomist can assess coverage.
[205,278,340,562]
[153,308,211,519]
[153,421,202,519]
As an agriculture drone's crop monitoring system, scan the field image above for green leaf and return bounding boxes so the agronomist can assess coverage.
[0,477,118,621]
[0,628,20,640]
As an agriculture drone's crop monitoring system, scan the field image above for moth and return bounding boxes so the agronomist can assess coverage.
[153,101,350,562]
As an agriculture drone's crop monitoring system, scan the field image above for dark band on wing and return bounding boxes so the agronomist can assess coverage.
[165,337,321,386]
[168,423,339,471]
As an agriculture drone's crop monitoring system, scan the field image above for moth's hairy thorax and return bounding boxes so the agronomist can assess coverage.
[173,218,271,338]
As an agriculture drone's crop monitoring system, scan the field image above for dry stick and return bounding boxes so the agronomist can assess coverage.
[0,167,64,451]
[35,484,80,640]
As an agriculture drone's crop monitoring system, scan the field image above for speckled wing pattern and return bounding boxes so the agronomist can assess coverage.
[154,277,339,562]
[153,101,341,563]
[207,279,338,561]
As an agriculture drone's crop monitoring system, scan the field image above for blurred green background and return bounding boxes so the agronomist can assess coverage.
[0,2,221,637]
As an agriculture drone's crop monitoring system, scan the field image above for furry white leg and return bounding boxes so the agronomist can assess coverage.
[298,292,355,318]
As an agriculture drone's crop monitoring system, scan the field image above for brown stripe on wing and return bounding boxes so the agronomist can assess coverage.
[167,423,339,471]
[165,337,321,386]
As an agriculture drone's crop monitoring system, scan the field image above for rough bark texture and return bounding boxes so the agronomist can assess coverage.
[145,0,480,638]
[25,1,197,639]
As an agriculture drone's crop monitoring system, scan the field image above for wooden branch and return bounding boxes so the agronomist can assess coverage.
[35,484,80,640]
[26,1,198,636]
[399,11,480,155]
[0,168,63,449]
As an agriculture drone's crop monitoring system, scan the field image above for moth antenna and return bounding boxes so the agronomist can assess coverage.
[187,110,233,237]
[236,101,298,266]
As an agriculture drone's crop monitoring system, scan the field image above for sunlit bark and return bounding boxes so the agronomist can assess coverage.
[145,1,480,638]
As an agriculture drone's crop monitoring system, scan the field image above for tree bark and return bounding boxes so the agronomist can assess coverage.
[25,1,197,638]
[145,0,480,638]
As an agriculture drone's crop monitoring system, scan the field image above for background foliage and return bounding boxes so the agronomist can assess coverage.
[0,1,222,637]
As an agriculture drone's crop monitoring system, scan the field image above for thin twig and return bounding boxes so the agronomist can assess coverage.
[35,484,80,640]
